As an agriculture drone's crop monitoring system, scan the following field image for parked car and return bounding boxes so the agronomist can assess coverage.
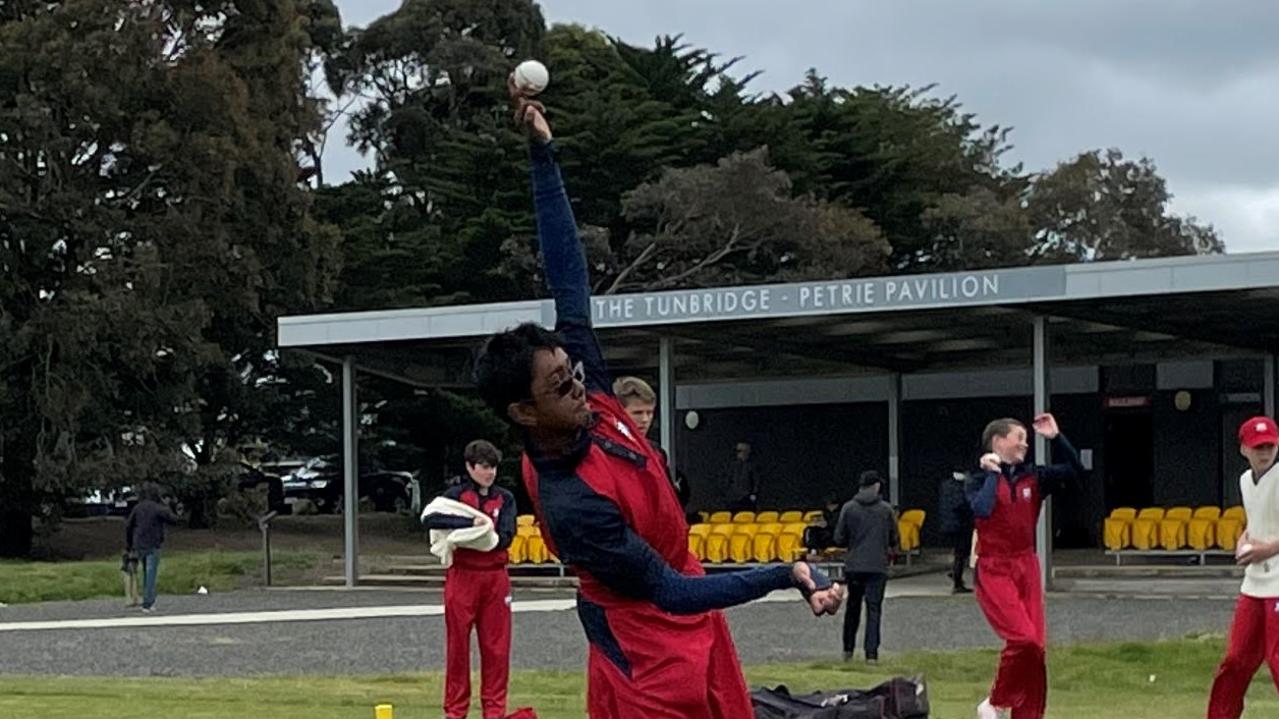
[282,456,413,514]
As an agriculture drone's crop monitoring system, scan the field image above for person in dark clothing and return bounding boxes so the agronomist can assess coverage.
[939,469,975,594]
[421,439,517,719]
[726,442,760,511]
[834,471,900,663]
[123,483,179,613]
[803,494,845,553]
[471,84,842,719]
[614,376,691,508]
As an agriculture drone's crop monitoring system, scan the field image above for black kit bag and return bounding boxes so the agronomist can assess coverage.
[751,676,929,719]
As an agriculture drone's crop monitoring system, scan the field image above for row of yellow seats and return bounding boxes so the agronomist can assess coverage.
[688,522,810,563]
[1103,506,1245,552]
[690,508,928,563]
[697,510,824,524]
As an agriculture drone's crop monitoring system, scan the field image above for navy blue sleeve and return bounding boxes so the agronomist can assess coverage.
[529,141,610,395]
[422,514,475,530]
[541,476,796,614]
[421,484,473,529]
[1037,434,1086,498]
[496,488,517,551]
[965,471,999,519]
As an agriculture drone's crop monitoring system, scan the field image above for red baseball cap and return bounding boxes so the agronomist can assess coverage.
[1239,416,1279,448]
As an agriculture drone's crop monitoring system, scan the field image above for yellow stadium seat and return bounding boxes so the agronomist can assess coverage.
[688,524,713,562]
[508,535,527,564]
[1103,507,1137,551]
[688,533,704,561]
[708,511,732,524]
[1188,507,1222,550]
[1159,506,1194,549]
[754,511,780,524]
[752,523,784,562]
[689,523,714,539]
[898,521,918,552]
[802,510,823,522]
[898,509,925,552]
[729,524,760,562]
[697,511,710,523]
[1217,507,1247,551]
[704,524,736,563]
[779,511,805,524]
[1131,508,1165,550]
[732,511,756,524]
[525,534,549,564]
[776,528,805,561]
[517,514,535,527]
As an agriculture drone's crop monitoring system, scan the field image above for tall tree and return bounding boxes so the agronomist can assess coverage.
[597,148,889,293]
[0,0,339,551]
[1026,148,1222,261]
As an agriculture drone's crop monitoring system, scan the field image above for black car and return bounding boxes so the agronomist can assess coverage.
[282,456,413,514]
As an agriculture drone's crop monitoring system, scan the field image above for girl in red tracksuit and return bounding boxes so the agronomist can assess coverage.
[966,413,1084,719]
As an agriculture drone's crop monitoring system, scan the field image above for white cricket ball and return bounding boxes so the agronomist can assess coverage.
[513,59,549,96]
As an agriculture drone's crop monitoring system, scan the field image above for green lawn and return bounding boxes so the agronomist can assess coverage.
[0,551,320,604]
[1,639,1274,718]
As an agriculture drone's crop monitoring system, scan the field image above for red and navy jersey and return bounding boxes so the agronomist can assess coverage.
[423,480,517,570]
[520,142,794,616]
[523,390,698,608]
[965,435,1084,558]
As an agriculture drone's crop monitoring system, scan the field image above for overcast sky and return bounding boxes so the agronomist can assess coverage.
[329,0,1279,253]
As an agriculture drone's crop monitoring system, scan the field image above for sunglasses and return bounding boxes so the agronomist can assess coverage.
[537,360,585,400]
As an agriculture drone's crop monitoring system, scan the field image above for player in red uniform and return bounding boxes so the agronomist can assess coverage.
[968,414,1084,719]
[472,81,843,719]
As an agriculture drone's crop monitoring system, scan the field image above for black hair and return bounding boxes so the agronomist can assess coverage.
[859,470,883,488]
[474,322,563,421]
[464,439,502,467]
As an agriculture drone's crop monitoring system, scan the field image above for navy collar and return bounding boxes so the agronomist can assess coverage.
[526,427,593,474]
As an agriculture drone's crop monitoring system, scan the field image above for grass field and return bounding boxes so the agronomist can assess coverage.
[1,639,1273,718]
[0,551,321,604]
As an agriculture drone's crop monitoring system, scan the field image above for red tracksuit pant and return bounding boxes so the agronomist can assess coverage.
[975,552,1047,719]
[585,607,752,718]
[444,566,512,719]
[1207,595,1279,718]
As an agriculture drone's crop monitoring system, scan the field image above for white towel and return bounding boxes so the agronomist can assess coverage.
[421,496,499,567]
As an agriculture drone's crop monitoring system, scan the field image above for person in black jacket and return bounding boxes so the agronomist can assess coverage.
[124,483,179,613]
[939,469,975,594]
[834,471,900,663]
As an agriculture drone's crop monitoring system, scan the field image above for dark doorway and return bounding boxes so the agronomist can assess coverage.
[1104,410,1154,510]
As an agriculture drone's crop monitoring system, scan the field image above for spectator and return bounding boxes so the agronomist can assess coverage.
[726,441,760,511]
[803,493,845,554]
[614,376,690,507]
[834,471,899,663]
[939,469,975,594]
[124,482,179,613]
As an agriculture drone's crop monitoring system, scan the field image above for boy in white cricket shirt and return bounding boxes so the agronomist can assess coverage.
[1207,415,1279,718]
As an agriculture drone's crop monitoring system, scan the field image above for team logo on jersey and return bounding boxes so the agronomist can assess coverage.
[1022,487,1033,499]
